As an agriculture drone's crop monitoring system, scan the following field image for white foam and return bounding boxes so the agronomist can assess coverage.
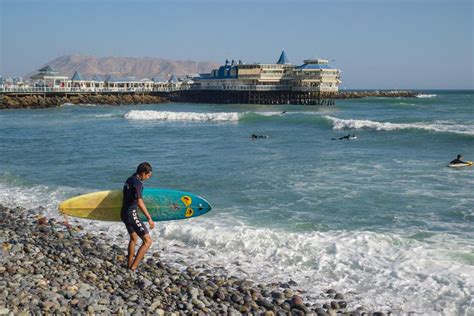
[323,116,474,136]
[0,175,76,219]
[94,113,117,118]
[416,94,437,98]
[124,110,241,122]
[255,111,285,117]
[143,218,473,314]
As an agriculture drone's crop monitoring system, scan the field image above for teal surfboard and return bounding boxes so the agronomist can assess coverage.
[59,188,212,222]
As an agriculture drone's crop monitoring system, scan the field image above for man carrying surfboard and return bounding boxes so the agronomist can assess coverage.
[121,162,155,271]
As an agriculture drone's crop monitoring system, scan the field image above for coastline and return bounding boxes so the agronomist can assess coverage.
[0,90,417,110]
[0,204,389,315]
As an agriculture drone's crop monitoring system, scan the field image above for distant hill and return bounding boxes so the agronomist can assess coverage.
[27,55,220,79]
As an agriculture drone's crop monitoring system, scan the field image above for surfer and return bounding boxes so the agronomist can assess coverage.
[450,154,467,165]
[332,134,352,140]
[121,162,155,271]
[251,134,269,139]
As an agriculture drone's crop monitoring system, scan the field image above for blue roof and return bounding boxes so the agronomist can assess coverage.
[39,65,53,72]
[168,74,178,83]
[209,65,237,79]
[276,50,290,64]
[296,63,335,70]
[71,71,83,81]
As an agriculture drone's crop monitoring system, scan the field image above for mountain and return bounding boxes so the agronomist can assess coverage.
[27,55,220,79]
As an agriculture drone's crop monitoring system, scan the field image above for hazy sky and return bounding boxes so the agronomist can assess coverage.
[1,0,472,89]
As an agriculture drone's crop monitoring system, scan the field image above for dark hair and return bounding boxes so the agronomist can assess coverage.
[136,162,152,174]
[457,154,462,159]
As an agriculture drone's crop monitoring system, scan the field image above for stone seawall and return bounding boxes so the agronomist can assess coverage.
[335,90,417,99]
[0,93,169,110]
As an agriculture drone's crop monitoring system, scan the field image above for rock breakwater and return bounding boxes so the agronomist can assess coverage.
[335,90,417,99]
[0,93,168,110]
[0,204,392,315]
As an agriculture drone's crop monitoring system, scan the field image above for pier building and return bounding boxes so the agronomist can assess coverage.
[194,51,341,93]
[30,66,69,89]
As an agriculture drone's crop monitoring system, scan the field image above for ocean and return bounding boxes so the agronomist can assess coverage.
[0,91,473,314]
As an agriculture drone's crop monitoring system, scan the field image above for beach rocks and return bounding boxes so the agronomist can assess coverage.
[0,204,388,314]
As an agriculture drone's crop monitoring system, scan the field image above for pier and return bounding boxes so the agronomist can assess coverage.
[0,89,417,109]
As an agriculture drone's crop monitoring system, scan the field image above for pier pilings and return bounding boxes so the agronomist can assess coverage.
[170,90,337,105]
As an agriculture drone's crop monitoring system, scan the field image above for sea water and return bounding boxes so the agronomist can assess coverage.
[0,91,473,314]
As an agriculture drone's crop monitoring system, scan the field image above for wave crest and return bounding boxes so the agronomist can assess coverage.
[323,116,474,135]
[416,94,437,98]
[124,110,240,122]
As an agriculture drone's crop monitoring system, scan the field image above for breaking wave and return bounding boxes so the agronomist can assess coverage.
[416,94,437,98]
[323,116,474,136]
[123,110,291,122]
[124,110,241,122]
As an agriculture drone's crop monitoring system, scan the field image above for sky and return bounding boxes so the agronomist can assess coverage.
[0,0,472,89]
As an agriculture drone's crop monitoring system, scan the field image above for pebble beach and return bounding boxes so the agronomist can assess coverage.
[0,204,389,316]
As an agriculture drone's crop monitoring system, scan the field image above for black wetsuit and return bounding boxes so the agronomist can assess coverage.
[121,174,149,237]
[450,158,466,165]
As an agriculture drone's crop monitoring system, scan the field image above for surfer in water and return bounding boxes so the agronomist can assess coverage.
[450,154,467,165]
[251,134,269,139]
[332,134,356,140]
[121,162,155,271]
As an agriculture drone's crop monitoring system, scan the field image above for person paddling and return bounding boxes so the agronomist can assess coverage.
[450,154,467,165]
[121,162,155,271]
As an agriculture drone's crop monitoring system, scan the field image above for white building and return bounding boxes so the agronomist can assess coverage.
[30,65,69,90]
[195,51,341,93]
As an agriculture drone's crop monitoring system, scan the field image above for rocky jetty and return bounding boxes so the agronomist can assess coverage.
[0,204,391,315]
[335,90,417,99]
[0,94,168,110]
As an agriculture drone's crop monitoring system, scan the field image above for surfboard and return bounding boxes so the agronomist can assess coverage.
[59,188,212,222]
[447,161,473,168]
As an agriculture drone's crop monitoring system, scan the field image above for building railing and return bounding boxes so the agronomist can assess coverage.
[0,86,188,93]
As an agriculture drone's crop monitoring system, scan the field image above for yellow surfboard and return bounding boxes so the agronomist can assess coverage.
[59,188,212,222]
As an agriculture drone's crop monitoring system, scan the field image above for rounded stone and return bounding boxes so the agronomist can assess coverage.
[334,293,344,300]
[290,295,304,306]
